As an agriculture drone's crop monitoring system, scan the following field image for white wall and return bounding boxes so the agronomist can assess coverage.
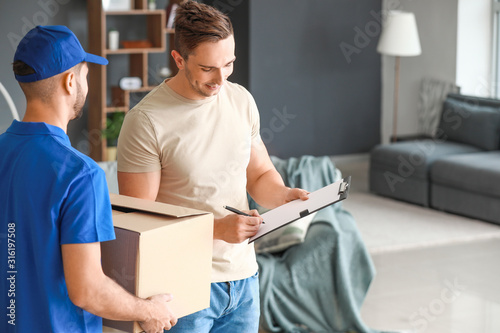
[456,0,492,97]
[381,0,458,143]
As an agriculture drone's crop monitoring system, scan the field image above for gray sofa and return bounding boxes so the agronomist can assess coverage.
[370,93,500,225]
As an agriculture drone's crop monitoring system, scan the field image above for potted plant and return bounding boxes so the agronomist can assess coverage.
[102,111,125,161]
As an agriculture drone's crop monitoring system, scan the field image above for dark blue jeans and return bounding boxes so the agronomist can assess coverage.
[167,272,260,332]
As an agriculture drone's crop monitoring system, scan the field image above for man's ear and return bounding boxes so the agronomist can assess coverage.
[62,71,75,95]
[171,50,186,70]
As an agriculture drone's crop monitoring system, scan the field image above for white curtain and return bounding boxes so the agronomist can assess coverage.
[418,78,460,136]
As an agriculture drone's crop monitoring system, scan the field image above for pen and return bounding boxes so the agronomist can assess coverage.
[223,206,265,224]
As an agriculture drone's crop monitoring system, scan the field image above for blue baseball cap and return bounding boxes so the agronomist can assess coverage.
[14,25,108,83]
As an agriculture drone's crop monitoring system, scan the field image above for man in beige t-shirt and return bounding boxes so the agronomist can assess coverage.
[116,2,308,332]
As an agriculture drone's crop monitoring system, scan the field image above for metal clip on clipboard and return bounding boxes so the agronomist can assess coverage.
[249,176,352,243]
[297,176,351,220]
[338,176,350,200]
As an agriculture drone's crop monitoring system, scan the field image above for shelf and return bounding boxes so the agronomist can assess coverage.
[126,86,158,92]
[105,9,167,15]
[87,0,173,161]
[105,47,166,55]
[105,106,129,113]
[107,86,158,114]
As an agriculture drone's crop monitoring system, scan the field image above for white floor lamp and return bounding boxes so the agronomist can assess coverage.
[377,11,421,142]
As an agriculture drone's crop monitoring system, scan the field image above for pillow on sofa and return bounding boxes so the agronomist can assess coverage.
[437,96,500,151]
[254,211,317,254]
[250,155,342,253]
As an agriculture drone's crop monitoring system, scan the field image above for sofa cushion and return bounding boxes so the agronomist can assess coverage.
[370,140,482,180]
[369,140,482,206]
[431,184,500,224]
[437,95,500,151]
[369,167,430,206]
[431,151,500,198]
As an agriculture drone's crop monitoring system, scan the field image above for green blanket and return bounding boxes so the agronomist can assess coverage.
[251,155,381,333]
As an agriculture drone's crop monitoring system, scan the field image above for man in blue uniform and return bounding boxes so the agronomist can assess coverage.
[0,25,177,332]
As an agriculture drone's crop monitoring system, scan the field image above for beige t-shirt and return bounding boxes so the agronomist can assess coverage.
[117,80,260,282]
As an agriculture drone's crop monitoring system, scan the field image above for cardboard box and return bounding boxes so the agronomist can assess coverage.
[101,194,214,333]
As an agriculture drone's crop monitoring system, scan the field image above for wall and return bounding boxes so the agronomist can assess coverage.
[380,0,459,143]
[0,0,381,158]
[249,0,382,158]
[203,0,249,87]
[0,0,89,142]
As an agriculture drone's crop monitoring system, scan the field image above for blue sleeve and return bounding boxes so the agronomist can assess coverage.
[59,167,116,244]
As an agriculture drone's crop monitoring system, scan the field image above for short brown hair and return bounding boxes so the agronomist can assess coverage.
[174,1,233,59]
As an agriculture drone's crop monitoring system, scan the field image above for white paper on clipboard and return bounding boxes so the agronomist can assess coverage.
[248,176,351,243]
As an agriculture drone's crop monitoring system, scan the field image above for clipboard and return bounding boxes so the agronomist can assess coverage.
[249,176,351,243]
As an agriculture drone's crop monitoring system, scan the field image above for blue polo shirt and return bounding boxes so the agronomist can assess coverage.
[0,121,115,332]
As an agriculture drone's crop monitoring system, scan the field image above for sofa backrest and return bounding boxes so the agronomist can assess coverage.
[437,93,500,151]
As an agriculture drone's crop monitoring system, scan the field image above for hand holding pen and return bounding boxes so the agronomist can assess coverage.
[223,206,265,224]
[213,206,264,243]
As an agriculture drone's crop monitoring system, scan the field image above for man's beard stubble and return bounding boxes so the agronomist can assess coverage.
[72,80,85,120]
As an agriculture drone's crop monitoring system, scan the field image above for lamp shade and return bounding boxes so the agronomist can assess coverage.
[377,11,421,57]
